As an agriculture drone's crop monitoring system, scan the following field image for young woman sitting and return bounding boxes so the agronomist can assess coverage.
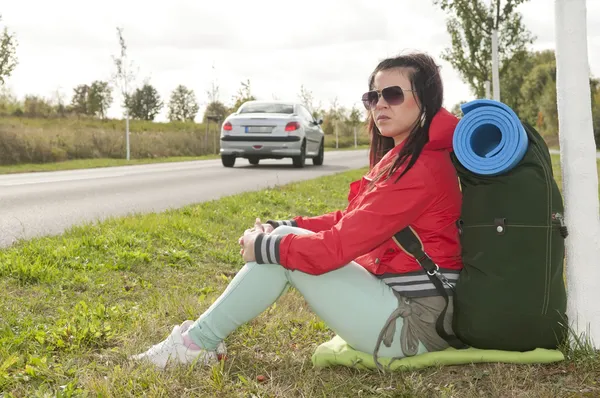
[132,52,464,370]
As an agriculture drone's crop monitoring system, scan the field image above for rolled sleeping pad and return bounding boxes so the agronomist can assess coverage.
[452,99,529,176]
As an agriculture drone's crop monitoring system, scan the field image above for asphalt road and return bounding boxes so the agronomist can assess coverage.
[0,150,369,248]
[2,148,597,249]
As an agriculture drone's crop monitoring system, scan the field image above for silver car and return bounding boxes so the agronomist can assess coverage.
[219,100,325,168]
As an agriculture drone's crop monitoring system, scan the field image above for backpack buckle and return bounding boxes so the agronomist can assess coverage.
[425,261,439,276]
[425,261,456,291]
[435,270,456,291]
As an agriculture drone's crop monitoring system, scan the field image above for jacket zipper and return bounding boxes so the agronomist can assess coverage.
[462,222,564,229]
[461,223,563,229]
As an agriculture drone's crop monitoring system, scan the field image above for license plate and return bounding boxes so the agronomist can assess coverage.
[245,126,273,133]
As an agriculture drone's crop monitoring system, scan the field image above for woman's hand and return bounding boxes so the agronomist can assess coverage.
[239,218,266,262]
[238,221,273,246]
[250,222,274,234]
[262,223,275,234]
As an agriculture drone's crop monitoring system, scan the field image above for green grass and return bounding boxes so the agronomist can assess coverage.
[0,148,369,175]
[1,156,599,397]
[325,144,370,150]
[551,155,600,196]
[0,114,371,168]
[0,156,220,175]
[0,115,210,133]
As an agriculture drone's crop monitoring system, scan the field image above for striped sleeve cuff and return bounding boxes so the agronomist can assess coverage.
[254,233,284,264]
[266,219,297,229]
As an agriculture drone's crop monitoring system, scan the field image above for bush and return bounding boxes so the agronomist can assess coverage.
[0,117,218,165]
[0,116,369,165]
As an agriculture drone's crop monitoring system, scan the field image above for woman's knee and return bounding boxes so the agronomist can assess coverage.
[270,225,313,237]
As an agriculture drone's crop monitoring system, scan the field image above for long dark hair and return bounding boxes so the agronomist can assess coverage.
[367,52,443,183]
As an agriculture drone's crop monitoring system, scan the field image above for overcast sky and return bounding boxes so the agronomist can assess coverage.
[2,0,599,122]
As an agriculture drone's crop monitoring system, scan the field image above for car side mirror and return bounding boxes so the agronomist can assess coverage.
[317,118,323,125]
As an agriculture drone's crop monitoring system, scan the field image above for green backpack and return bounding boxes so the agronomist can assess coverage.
[396,121,568,352]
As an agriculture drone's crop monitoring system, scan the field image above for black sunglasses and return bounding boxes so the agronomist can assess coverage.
[361,86,415,110]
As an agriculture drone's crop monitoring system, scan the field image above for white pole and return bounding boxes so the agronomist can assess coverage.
[125,110,130,161]
[491,29,500,101]
[555,0,600,348]
[485,81,492,99]
[124,61,130,161]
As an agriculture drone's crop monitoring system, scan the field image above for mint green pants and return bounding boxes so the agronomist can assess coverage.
[187,226,427,358]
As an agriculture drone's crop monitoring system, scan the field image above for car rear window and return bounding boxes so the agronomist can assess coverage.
[239,103,294,114]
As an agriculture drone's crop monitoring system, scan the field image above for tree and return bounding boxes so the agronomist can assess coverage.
[297,84,324,119]
[51,87,67,117]
[207,72,220,104]
[434,0,535,101]
[88,80,113,119]
[450,101,467,117]
[126,83,162,121]
[69,81,113,118]
[593,87,600,148]
[498,50,534,113]
[0,86,20,116]
[230,79,256,112]
[203,74,229,122]
[516,49,599,145]
[348,105,362,126]
[321,98,349,148]
[203,101,228,123]
[348,105,363,147]
[168,85,199,122]
[519,54,557,134]
[111,27,137,160]
[298,85,314,114]
[70,84,89,115]
[23,95,54,118]
[0,15,17,85]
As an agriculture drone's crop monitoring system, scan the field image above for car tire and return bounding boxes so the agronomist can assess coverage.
[221,155,236,167]
[312,140,324,166]
[248,157,259,165]
[292,141,306,168]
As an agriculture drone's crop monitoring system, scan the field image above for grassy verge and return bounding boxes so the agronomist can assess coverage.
[0,147,369,175]
[0,156,220,175]
[325,144,370,151]
[0,115,371,168]
[1,156,599,397]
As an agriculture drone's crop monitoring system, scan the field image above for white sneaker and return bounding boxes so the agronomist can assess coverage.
[130,320,227,370]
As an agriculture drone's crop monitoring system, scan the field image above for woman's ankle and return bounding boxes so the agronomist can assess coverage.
[182,331,202,350]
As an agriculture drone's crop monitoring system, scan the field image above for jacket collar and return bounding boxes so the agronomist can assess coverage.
[424,107,459,152]
[382,107,458,161]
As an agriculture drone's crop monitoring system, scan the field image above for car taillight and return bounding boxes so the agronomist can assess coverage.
[223,121,233,131]
[285,122,300,132]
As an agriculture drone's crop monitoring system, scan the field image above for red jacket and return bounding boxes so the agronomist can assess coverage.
[255,108,463,295]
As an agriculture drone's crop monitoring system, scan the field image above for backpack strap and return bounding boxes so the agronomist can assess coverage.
[392,226,467,350]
